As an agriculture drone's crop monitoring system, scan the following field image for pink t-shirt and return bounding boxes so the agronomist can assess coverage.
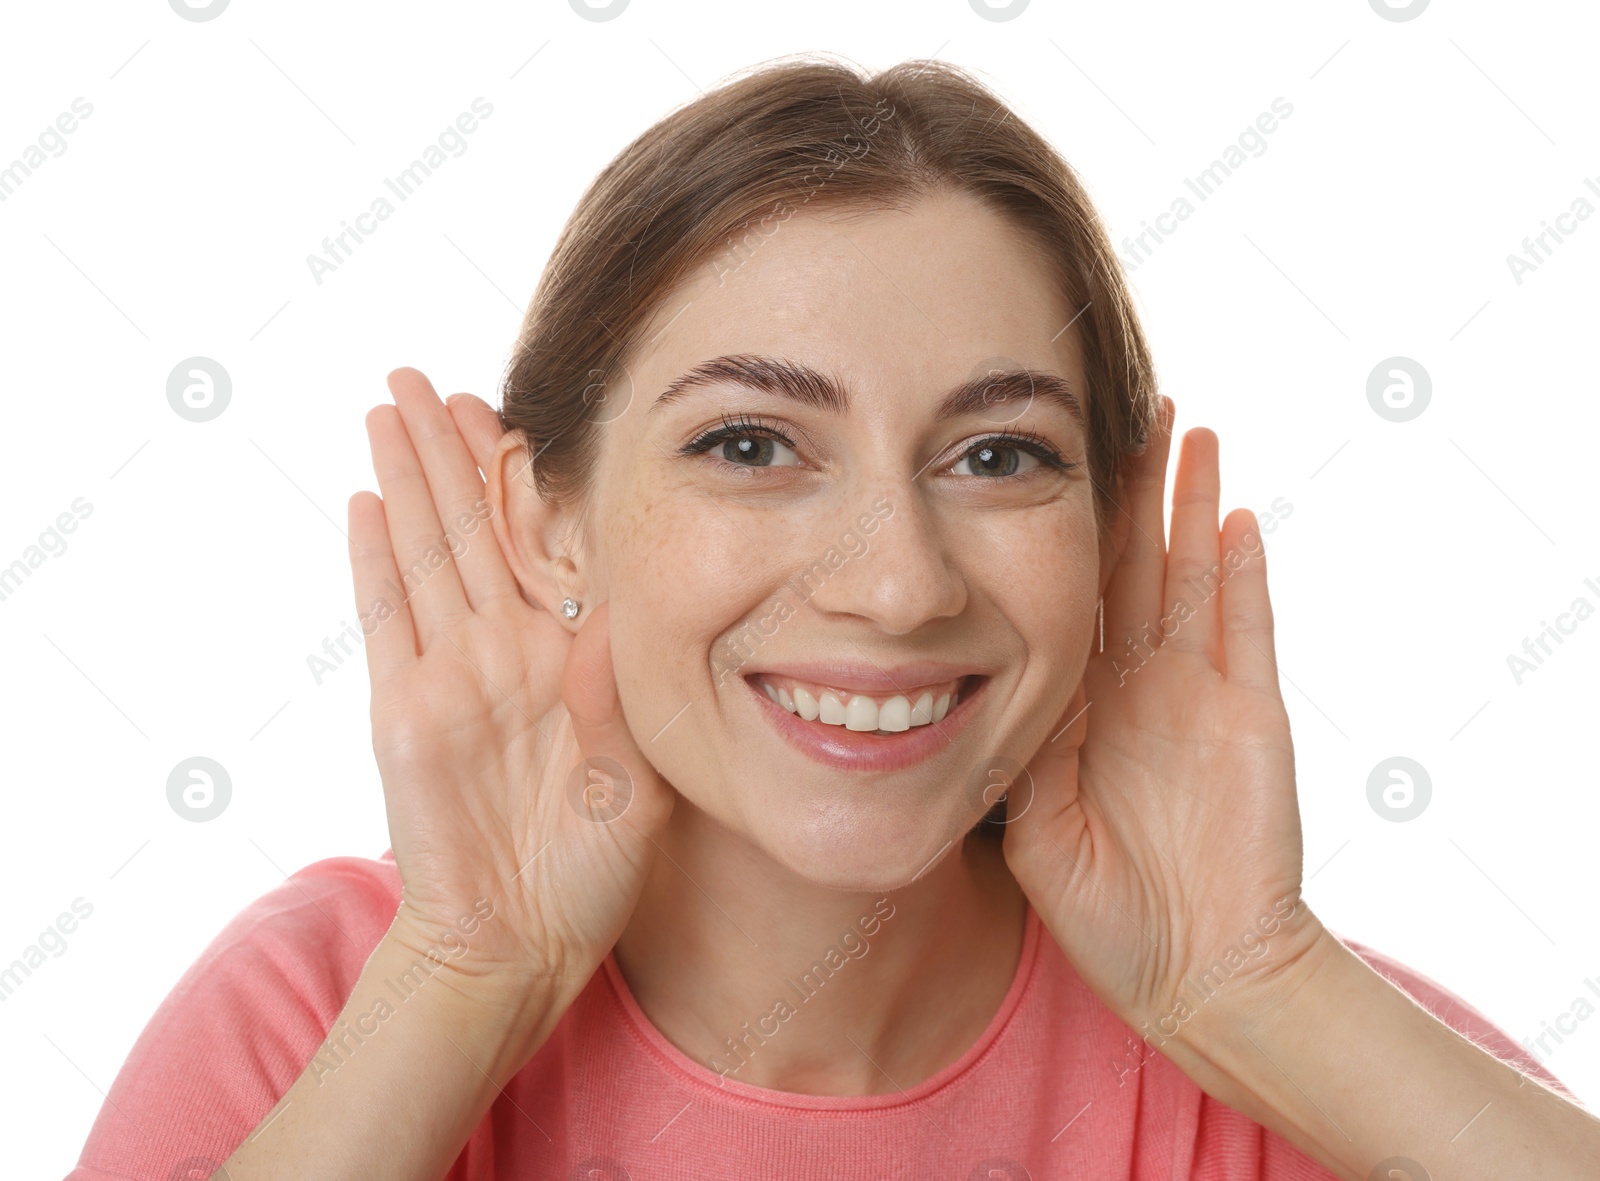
[67,850,1576,1180]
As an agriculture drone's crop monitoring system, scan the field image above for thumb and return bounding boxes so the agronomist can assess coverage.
[560,600,671,827]
[1045,677,1091,757]
[1006,678,1089,850]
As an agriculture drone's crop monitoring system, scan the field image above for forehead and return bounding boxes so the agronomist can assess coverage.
[623,189,1088,417]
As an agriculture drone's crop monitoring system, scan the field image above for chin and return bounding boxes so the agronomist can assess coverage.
[754,795,981,893]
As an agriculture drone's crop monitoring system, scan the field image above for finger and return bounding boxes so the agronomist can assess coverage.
[388,369,519,610]
[366,402,467,649]
[1045,675,1091,754]
[348,491,418,685]
[446,393,505,480]
[1008,679,1090,855]
[1102,394,1174,659]
[1219,507,1280,695]
[448,392,551,615]
[1160,427,1223,667]
[561,602,674,833]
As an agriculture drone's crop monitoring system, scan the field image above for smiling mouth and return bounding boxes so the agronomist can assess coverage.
[746,672,984,737]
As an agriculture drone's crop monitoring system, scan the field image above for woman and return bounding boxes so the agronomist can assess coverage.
[69,55,1594,1180]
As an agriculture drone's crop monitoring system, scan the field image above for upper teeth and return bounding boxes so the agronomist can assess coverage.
[755,675,963,732]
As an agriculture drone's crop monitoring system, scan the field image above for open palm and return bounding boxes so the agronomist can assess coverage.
[349,368,674,986]
[1004,397,1324,1031]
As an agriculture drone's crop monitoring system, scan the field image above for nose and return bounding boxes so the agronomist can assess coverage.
[796,486,967,635]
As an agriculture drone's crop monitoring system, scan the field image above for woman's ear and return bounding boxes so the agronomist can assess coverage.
[486,429,588,626]
[1097,499,1134,600]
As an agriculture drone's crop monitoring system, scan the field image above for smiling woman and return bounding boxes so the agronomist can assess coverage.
[67,53,1598,1181]
[503,173,1122,885]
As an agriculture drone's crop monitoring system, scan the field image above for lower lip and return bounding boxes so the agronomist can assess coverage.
[744,675,988,773]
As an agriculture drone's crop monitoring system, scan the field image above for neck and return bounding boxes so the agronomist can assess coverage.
[612,801,1029,1095]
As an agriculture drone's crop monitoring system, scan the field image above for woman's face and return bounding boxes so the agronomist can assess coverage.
[577,189,1114,890]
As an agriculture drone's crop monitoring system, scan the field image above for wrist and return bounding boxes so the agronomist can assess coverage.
[375,915,583,1076]
[1198,927,1346,1039]
[1129,908,1348,1096]
[222,922,582,1174]
[386,890,588,988]
[1149,920,1362,1155]
[1107,901,1333,1052]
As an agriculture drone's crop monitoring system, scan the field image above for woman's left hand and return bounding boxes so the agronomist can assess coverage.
[1002,395,1333,1041]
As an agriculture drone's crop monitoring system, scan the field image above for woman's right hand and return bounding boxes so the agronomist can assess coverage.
[349,366,675,1007]
[211,371,674,1178]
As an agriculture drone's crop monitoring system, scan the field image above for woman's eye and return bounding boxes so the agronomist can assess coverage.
[708,431,802,468]
[678,416,806,472]
[949,441,1044,479]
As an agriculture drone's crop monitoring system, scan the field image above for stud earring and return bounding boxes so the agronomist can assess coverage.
[561,597,581,620]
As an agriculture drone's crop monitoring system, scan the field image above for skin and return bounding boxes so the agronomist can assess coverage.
[218,191,1600,1179]
[508,189,1110,1092]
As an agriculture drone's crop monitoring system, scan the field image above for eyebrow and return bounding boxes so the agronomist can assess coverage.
[648,353,1085,428]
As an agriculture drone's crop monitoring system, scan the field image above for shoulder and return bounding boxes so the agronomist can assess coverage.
[67,850,402,1180]
[206,849,402,964]
[161,849,402,1019]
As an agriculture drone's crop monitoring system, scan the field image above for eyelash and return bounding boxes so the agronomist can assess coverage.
[678,413,1077,479]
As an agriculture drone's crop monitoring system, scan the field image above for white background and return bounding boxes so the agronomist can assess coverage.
[2,0,1597,1173]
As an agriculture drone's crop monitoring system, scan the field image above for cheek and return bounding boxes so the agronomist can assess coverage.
[965,501,1101,641]
[598,474,775,759]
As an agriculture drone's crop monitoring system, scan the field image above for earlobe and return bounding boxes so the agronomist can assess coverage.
[487,428,585,619]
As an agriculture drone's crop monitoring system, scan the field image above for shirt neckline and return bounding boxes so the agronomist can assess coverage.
[599,902,1042,1113]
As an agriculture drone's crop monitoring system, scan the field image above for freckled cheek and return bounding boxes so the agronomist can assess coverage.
[600,488,778,703]
[973,511,1102,657]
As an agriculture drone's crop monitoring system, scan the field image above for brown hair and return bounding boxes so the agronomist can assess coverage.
[498,52,1160,541]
